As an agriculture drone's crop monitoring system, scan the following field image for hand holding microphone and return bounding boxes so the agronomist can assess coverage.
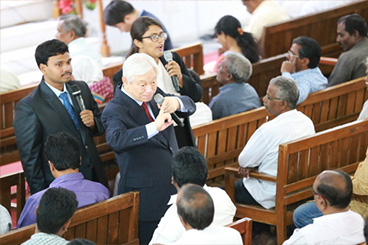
[163,51,182,92]
[154,94,184,127]
[71,84,95,128]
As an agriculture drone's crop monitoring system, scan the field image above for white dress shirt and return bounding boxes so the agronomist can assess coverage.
[283,210,365,245]
[239,109,315,208]
[168,224,243,245]
[149,185,236,244]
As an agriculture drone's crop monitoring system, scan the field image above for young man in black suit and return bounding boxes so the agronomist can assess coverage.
[13,39,108,195]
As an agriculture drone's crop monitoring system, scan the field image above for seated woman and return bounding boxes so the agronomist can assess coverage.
[113,16,203,147]
[205,15,260,74]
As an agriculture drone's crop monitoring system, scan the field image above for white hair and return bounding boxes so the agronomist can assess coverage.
[123,53,158,84]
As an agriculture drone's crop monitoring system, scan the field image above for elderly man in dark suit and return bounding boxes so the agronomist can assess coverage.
[13,39,108,195]
[102,53,196,244]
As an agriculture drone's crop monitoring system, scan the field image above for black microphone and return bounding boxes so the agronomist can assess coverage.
[154,94,184,127]
[163,51,181,93]
[71,84,86,111]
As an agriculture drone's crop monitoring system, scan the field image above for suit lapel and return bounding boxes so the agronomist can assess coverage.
[40,80,81,136]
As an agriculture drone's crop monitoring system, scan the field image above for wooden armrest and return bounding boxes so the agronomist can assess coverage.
[249,172,277,182]
[320,57,338,66]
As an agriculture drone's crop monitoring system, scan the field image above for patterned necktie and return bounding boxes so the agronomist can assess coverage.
[59,92,80,130]
[141,102,154,122]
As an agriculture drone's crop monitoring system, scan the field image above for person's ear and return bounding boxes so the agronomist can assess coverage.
[133,39,143,49]
[122,76,130,86]
[301,57,310,67]
[39,63,47,74]
[48,161,55,172]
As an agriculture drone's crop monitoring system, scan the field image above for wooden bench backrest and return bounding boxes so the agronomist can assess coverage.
[226,217,252,245]
[0,192,139,245]
[277,119,368,211]
[0,171,25,221]
[193,107,268,184]
[298,77,368,131]
[172,42,204,75]
[260,0,368,58]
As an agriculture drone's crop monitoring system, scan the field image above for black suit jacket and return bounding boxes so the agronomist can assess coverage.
[101,87,195,221]
[13,79,107,194]
[112,52,202,147]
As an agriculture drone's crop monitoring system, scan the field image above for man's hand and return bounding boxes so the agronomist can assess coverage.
[159,96,180,114]
[165,60,183,87]
[155,108,173,132]
[80,110,95,129]
[238,167,256,178]
[281,60,296,74]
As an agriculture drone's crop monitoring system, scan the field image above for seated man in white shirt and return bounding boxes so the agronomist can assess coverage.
[169,184,242,245]
[284,170,365,245]
[150,147,236,244]
[235,76,315,209]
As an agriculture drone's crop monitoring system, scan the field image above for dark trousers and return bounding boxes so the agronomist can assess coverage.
[234,179,260,205]
[139,220,159,245]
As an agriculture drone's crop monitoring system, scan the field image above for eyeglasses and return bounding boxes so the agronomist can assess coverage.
[266,95,283,101]
[142,33,168,42]
[288,51,299,59]
[311,187,327,201]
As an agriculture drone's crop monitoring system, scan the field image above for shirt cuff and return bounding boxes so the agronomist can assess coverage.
[282,72,293,78]
[145,122,159,139]
[176,97,188,112]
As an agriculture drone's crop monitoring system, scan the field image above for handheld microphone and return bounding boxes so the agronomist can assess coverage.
[163,51,181,93]
[71,84,86,111]
[154,94,184,127]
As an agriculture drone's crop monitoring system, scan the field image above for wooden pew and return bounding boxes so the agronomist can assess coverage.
[0,171,25,222]
[172,42,205,75]
[194,76,366,184]
[226,217,253,245]
[0,191,139,245]
[224,119,368,244]
[259,1,368,58]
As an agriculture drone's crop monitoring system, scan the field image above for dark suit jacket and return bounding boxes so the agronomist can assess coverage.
[13,79,107,194]
[101,87,195,221]
[113,52,202,147]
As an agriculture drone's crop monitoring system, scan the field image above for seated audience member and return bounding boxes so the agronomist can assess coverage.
[293,146,368,229]
[209,52,261,120]
[357,57,368,120]
[328,14,368,87]
[103,0,173,50]
[215,15,260,65]
[235,76,315,209]
[0,204,12,235]
[17,132,110,228]
[55,15,114,103]
[56,15,103,69]
[281,36,327,104]
[0,68,21,93]
[187,69,213,127]
[169,184,242,245]
[284,170,365,245]
[23,187,78,245]
[150,147,236,244]
[242,0,290,42]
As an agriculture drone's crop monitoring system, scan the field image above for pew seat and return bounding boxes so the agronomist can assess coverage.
[226,217,253,245]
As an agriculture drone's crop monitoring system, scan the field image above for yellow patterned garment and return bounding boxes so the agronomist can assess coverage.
[350,147,368,218]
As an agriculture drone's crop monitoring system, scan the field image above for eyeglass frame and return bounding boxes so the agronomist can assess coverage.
[141,32,168,42]
[311,187,327,202]
[288,50,299,59]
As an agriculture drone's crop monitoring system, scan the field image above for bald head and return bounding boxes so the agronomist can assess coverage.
[314,170,352,209]
[177,184,214,230]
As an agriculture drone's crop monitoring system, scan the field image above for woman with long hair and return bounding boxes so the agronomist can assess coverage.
[214,15,260,64]
[113,16,202,103]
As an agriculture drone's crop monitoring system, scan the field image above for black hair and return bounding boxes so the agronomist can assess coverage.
[172,147,208,188]
[44,132,81,171]
[36,187,78,234]
[35,39,69,68]
[215,15,260,63]
[338,14,368,37]
[293,36,321,68]
[67,238,96,245]
[177,184,214,230]
[103,0,134,26]
[126,16,163,58]
[316,170,353,209]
